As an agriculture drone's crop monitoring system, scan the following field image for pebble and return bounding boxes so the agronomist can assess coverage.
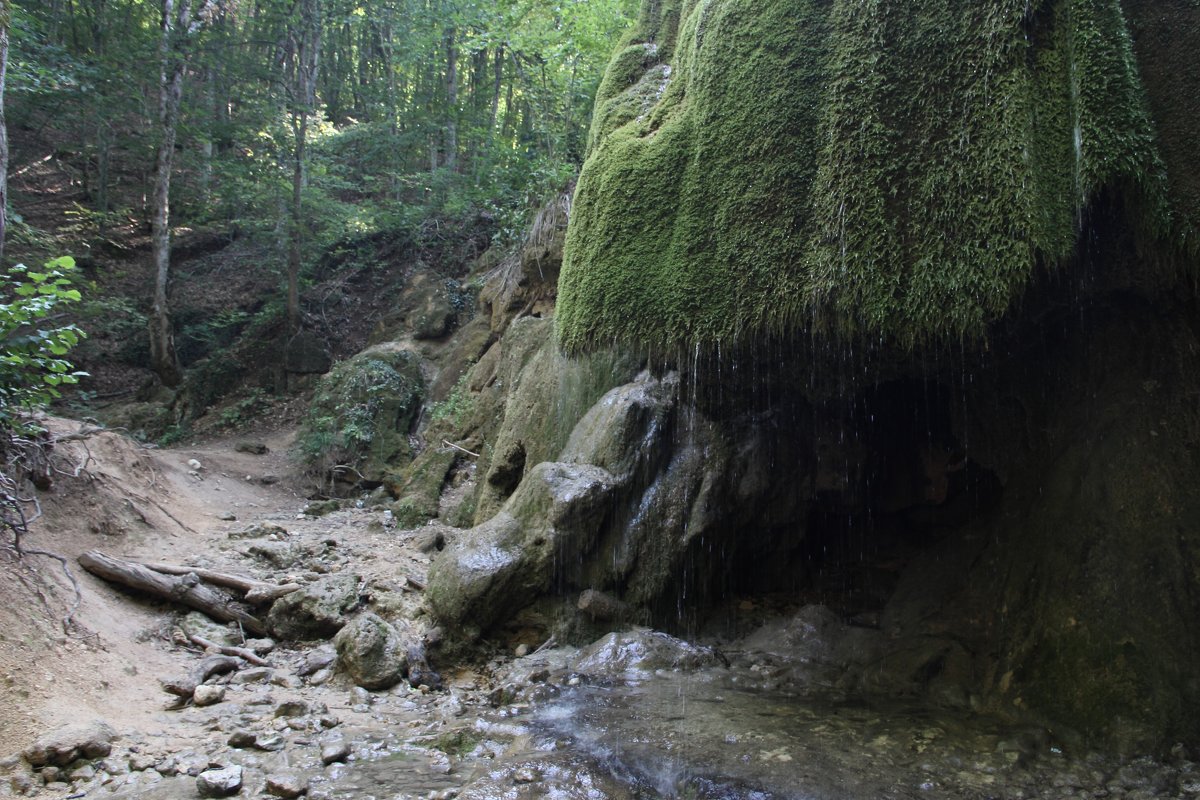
[257,733,287,752]
[128,752,157,771]
[299,648,337,677]
[232,667,275,684]
[308,667,334,686]
[218,512,237,521]
[196,765,243,798]
[9,772,34,795]
[513,766,539,784]
[321,741,351,765]
[228,730,257,749]
[194,685,226,706]
[276,700,310,717]
[266,772,309,798]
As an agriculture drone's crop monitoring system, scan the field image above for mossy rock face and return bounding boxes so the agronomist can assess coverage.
[386,447,458,528]
[298,344,425,482]
[558,0,1188,353]
[426,462,619,642]
[467,317,641,524]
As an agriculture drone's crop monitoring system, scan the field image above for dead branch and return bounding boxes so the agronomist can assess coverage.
[78,551,267,636]
[186,633,271,667]
[161,654,241,698]
[442,440,480,458]
[21,547,83,633]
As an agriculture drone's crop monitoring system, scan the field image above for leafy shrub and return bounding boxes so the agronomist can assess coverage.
[0,257,87,429]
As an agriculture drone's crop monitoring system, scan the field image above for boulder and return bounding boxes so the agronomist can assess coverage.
[23,721,116,767]
[267,573,362,641]
[334,613,410,690]
[297,344,425,482]
[196,765,243,798]
[572,630,722,676]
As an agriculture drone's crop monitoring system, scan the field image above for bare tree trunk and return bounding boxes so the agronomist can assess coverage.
[287,108,306,335]
[443,26,457,171]
[0,0,9,266]
[490,44,503,134]
[285,0,320,338]
[149,0,189,389]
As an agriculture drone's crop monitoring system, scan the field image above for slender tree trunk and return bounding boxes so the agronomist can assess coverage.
[199,67,215,206]
[443,26,456,171]
[286,0,320,337]
[287,108,306,336]
[490,44,503,134]
[149,0,189,389]
[0,0,9,266]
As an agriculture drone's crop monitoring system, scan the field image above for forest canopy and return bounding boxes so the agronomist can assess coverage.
[8,0,636,255]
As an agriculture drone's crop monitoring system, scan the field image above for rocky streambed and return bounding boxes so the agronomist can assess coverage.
[7,606,1196,799]
[1,433,1195,800]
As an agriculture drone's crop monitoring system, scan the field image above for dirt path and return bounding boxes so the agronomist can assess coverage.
[0,420,471,799]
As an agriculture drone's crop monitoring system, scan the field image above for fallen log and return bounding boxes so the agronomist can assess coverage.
[141,561,300,604]
[78,551,267,636]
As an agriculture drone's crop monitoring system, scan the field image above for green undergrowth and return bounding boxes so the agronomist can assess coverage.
[557,0,1190,353]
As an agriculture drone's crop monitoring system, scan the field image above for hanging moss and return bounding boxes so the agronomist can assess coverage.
[557,0,1186,353]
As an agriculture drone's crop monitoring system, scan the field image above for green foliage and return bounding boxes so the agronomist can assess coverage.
[218,388,271,430]
[0,257,88,428]
[428,373,475,428]
[557,0,1182,354]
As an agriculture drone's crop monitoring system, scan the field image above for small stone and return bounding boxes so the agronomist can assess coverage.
[218,512,238,521]
[513,766,539,784]
[245,638,277,655]
[260,474,281,485]
[271,673,303,689]
[275,700,309,718]
[350,687,372,706]
[228,730,257,749]
[196,765,243,798]
[128,753,157,772]
[179,754,211,777]
[320,741,351,765]
[266,772,309,798]
[514,644,530,657]
[232,667,274,684]
[318,715,340,729]
[41,766,63,784]
[256,733,286,752]
[193,685,226,706]
[9,771,34,795]
[68,763,96,781]
[307,667,334,686]
[298,647,337,677]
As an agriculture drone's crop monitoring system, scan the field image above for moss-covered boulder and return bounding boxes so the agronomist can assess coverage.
[267,573,363,641]
[334,612,411,690]
[557,0,1189,353]
[298,344,425,482]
